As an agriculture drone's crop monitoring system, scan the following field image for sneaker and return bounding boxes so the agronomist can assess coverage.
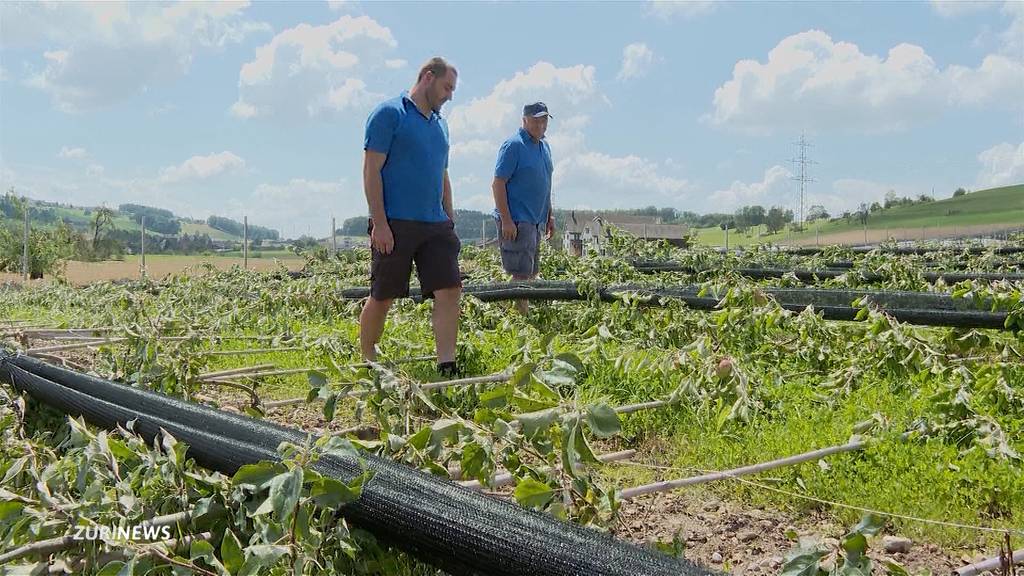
[437,361,459,379]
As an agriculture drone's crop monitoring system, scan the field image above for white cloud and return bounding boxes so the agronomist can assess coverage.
[159,152,245,184]
[309,78,380,115]
[232,15,397,119]
[554,152,693,209]
[86,164,105,177]
[385,59,407,69]
[229,101,259,119]
[0,65,8,82]
[647,1,718,20]
[617,43,655,82]
[243,178,354,238]
[327,0,348,11]
[451,139,498,160]
[57,146,88,160]
[447,61,600,138]
[709,165,792,209]
[8,2,268,112]
[709,29,1024,133]
[976,141,1024,187]
[448,62,690,213]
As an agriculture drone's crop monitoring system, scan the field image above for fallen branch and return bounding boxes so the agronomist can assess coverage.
[29,353,89,372]
[954,548,1023,576]
[0,510,192,564]
[262,371,511,409]
[619,440,867,500]
[25,338,127,355]
[195,363,275,381]
[458,449,637,489]
[198,346,305,357]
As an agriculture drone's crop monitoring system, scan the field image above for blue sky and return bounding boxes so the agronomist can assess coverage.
[1,1,1021,238]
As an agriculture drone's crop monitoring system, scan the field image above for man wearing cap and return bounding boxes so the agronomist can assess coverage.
[492,102,556,314]
[360,56,462,377]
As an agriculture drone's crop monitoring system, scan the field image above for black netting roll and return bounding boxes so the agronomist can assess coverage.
[1,353,716,576]
[339,281,1013,330]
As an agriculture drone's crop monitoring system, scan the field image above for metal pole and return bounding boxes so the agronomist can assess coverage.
[815,220,819,246]
[481,219,486,246]
[243,216,248,269]
[22,203,29,281]
[331,216,337,254]
[724,225,728,251]
[140,215,146,277]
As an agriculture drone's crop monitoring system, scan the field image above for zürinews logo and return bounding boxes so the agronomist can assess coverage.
[71,524,173,541]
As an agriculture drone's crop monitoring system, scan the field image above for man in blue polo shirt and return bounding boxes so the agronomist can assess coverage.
[360,57,462,377]
[492,102,555,314]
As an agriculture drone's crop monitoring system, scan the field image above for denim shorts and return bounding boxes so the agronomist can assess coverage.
[498,220,542,278]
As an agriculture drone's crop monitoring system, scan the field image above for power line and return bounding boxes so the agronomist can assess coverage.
[790,132,817,228]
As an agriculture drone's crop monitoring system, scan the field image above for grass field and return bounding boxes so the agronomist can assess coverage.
[692,183,1023,247]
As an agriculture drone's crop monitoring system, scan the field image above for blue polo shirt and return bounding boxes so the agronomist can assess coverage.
[364,93,450,222]
[493,127,553,225]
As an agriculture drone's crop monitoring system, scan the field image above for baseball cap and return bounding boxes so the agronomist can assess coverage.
[523,102,553,118]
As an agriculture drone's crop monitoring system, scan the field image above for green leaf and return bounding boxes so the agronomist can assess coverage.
[511,363,536,388]
[511,392,560,413]
[513,477,555,509]
[0,501,24,523]
[232,462,287,491]
[847,513,885,537]
[406,426,431,451]
[478,385,511,409]
[1,456,26,484]
[430,418,462,445]
[189,539,215,561]
[515,408,558,439]
[239,544,289,576]
[264,468,303,523]
[310,472,369,508]
[96,561,125,576]
[322,392,338,422]
[554,352,585,373]
[883,559,909,576]
[319,435,358,459]
[307,370,327,388]
[780,547,826,576]
[584,403,621,438]
[221,529,244,576]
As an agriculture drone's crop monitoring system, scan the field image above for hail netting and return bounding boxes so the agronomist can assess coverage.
[0,352,715,576]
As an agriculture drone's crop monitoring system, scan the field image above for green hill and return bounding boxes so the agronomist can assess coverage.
[693,183,1024,246]
[1,197,259,241]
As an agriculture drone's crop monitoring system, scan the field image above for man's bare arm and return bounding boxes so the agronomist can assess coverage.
[364,150,393,254]
[492,177,517,241]
[443,170,454,222]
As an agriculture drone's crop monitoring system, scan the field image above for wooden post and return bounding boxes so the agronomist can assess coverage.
[140,215,146,278]
[243,215,248,269]
[22,203,29,281]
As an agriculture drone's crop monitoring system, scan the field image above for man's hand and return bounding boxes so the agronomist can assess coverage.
[545,216,556,240]
[500,217,517,241]
[370,220,395,254]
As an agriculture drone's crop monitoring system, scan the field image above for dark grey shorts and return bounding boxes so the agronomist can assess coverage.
[498,220,542,278]
[369,218,462,300]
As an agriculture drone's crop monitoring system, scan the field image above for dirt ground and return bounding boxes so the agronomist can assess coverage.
[0,256,305,286]
[792,223,1017,247]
